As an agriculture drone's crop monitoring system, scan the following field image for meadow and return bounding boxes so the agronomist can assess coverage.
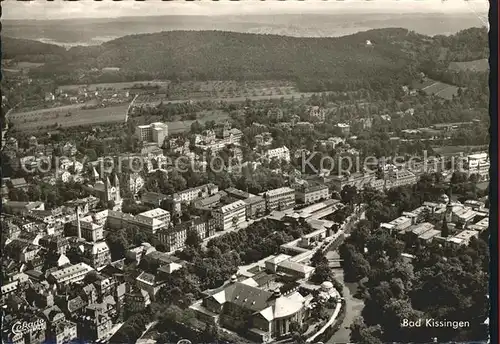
[448,59,488,72]
[8,103,129,131]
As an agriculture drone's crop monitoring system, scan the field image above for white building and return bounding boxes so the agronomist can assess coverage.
[136,122,169,147]
[337,123,350,135]
[48,262,95,285]
[174,183,219,203]
[466,153,489,181]
[212,200,247,231]
[386,170,417,189]
[265,146,290,162]
[265,187,296,212]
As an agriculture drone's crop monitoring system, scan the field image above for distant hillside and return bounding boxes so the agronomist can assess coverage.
[9,27,487,92]
[1,36,67,62]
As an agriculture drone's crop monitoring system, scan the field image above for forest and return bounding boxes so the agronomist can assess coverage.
[5,27,487,92]
[338,176,489,343]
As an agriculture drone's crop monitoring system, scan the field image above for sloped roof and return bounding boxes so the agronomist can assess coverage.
[213,282,274,312]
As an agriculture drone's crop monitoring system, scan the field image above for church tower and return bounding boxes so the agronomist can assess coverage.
[113,173,121,203]
[445,187,453,223]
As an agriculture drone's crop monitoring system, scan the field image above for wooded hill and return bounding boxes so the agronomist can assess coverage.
[5,27,488,92]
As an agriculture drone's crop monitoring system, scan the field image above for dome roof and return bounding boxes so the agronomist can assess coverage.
[273,294,304,319]
[321,281,333,290]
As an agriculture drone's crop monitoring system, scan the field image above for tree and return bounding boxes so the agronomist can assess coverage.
[310,250,328,267]
[341,185,359,206]
[190,121,203,134]
[185,229,202,249]
[310,263,334,283]
[350,317,383,344]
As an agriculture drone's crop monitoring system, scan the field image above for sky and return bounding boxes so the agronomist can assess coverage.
[2,0,490,21]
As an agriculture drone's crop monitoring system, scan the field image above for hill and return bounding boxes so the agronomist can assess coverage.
[27,28,425,91]
[1,36,67,62]
[8,27,487,92]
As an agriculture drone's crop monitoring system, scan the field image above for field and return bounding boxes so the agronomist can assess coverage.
[432,145,488,156]
[58,81,171,92]
[15,61,45,69]
[412,78,460,100]
[8,103,129,131]
[133,109,230,134]
[448,59,489,72]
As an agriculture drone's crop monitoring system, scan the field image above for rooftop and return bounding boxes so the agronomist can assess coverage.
[137,208,170,219]
[265,187,295,197]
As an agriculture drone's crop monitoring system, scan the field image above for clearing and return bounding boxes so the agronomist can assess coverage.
[448,59,488,72]
[8,103,129,131]
[412,78,460,100]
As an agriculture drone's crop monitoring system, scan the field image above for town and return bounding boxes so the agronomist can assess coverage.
[1,8,491,344]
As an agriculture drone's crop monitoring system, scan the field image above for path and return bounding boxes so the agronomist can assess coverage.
[326,268,364,344]
[307,300,342,343]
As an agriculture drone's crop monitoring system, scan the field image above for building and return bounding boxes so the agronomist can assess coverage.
[466,152,490,181]
[417,229,441,244]
[295,184,329,204]
[224,187,250,200]
[39,235,70,255]
[385,170,417,189]
[76,307,112,342]
[265,187,296,212]
[294,122,314,134]
[141,192,169,208]
[136,122,169,147]
[212,200,247,231]
[336,123,350,135]
[447,229,479,247]
[48,263,95,285]
[309,106,326,122]
[264,254,315,279]
[196,280,309,343]
[9,177,28,190]
[136,272,165,300]
[264,146,290,162]
[69,214,104,243]
[244,196,266,219]
[80,241,112,269]
[328,172,376,192]
[158,216,216,252]
[85,175,122,208]
[174,183,219,204]
[4,201,45,215]
[319,137,345,150]
[5,239,42,263]
[47,319,78,344]
[138,208,170,224]
[124,287,151,313]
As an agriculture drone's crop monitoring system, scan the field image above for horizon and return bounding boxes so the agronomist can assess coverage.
[2,0,489,21]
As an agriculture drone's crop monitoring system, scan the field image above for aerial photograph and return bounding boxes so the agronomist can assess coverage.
[0,1,491,344]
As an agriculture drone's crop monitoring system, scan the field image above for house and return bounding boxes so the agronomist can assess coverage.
[9,177,28,190]
[136,272,166,300]
[124,287,151,313]
[5,239,42,263]
[141,191,169,208]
